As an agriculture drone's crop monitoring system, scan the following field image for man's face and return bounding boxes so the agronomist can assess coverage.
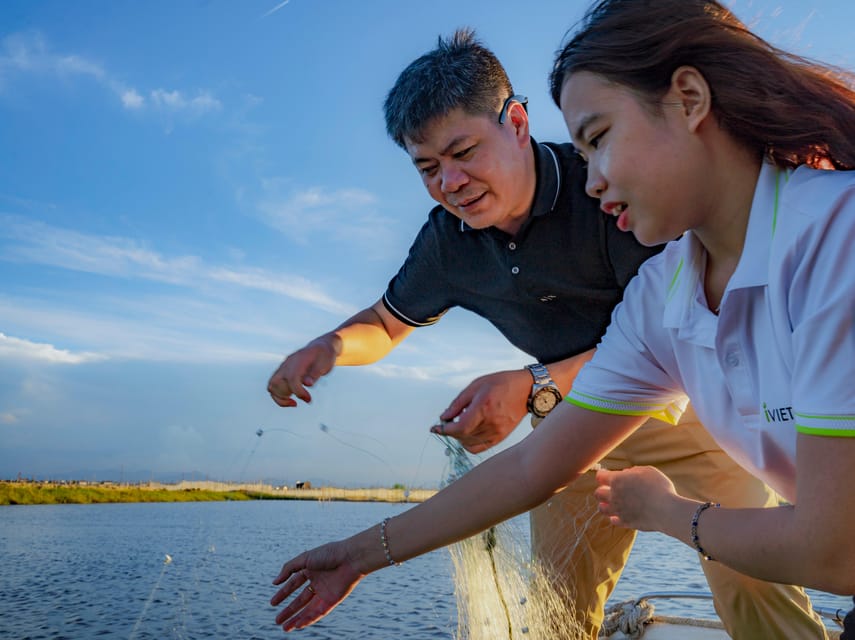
[404,105,533,235]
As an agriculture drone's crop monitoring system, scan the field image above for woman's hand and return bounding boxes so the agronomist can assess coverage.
[594,465,680,531]
[271,540,365,632]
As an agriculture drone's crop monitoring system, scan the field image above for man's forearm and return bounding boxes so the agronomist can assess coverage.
[329,303,414,366]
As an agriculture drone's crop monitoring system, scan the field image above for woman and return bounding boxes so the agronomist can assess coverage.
[270,0,855,633]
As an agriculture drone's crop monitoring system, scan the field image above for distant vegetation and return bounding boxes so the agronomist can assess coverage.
[0,482,253,506]
[0,481,437,506]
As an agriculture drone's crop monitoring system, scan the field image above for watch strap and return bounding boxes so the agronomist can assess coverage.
[526,362,553,386]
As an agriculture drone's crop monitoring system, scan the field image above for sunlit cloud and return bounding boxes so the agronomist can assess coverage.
[0,412,20,425]
[0,333,107,364]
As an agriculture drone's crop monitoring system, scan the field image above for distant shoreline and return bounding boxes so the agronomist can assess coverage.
[0,480,437,506]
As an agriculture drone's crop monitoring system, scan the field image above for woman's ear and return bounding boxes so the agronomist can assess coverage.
[669,66,712,133]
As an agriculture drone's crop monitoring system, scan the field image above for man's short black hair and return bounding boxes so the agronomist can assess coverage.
[384,28,514,149]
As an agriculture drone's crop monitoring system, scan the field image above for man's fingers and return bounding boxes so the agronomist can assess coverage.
[269,378,314,405]
[430,421,491,453]
[437,418,464,438]
[438,421,490,449]
[440,390,474,422]
[462,441,490,454]
[293,387,312,403]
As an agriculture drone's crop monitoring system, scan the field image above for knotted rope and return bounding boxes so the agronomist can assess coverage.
[599,598,655,638]
[438,433,516,639]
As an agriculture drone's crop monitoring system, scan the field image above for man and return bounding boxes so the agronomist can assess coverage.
[267,29,826,640]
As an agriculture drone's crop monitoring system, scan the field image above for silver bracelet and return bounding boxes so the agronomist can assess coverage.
[690,501,720,561]
[380,517,401,566]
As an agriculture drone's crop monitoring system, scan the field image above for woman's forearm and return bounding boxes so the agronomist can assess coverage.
[652,433,855,594]
[350,403,644,574]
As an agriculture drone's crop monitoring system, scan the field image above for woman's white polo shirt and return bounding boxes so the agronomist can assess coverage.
[567,162,855,502]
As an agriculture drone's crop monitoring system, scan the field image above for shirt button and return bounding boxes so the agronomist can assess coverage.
[725,352,740,367]
[508,242,517,250]
[511,266,520,275]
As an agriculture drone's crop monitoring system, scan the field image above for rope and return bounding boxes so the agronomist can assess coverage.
[599,599,656,639]
[483,526,515,640]
[438,434,516,639]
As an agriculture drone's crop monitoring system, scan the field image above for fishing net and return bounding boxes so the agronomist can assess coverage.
[437,434,590,640]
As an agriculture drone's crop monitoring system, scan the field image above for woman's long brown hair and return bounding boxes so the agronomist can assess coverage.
[550,0,855,170]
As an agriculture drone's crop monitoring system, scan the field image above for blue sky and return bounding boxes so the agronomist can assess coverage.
[1,1,853,488]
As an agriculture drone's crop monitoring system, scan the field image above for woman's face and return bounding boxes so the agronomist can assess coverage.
[559,71,712,246]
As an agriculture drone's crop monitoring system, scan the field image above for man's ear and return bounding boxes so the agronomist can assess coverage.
[507,101,530,146]
[670,66,712,133]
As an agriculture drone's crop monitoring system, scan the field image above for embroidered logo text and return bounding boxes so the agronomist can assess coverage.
[763,402,794,423]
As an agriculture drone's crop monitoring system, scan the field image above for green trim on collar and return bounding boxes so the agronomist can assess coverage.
[666,257,684,303]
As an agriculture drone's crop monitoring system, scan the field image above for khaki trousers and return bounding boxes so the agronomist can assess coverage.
[530,409,827,640]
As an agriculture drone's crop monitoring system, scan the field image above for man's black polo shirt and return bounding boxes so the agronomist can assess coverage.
[382,139,663,364]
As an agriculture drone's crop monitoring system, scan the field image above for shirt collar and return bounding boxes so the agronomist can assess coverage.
[661,162,782,342]
[727,161,784,291]
[458,137,561,232]
[530,137,562,218]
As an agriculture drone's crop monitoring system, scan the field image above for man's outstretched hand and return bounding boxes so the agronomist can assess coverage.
[268,339,338,408]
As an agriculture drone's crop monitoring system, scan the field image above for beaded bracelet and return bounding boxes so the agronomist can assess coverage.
[690,501,720,561]
[380,517,401,567]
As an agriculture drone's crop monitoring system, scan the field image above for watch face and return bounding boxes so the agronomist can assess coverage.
[532,388,559,416]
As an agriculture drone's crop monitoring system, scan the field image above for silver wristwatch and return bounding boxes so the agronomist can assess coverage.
[525,363,562,426]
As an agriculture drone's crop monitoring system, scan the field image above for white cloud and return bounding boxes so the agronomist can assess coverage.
[0,214,354,316]
[121,88,144,109]
[209,266,352,315]
[55,53,105,79]
[260,184,377,231]
[1,32,69,73]
[0,293,291,364]
[0,31,221,117]
[0,332,106,364]
[0,412,20,425]
[150,88,221,114]
[369,354,526,389]
[0,216,200,284]
[257,183,402,252]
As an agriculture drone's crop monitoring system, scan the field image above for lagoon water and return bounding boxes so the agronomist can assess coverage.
[0,500,849,639]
